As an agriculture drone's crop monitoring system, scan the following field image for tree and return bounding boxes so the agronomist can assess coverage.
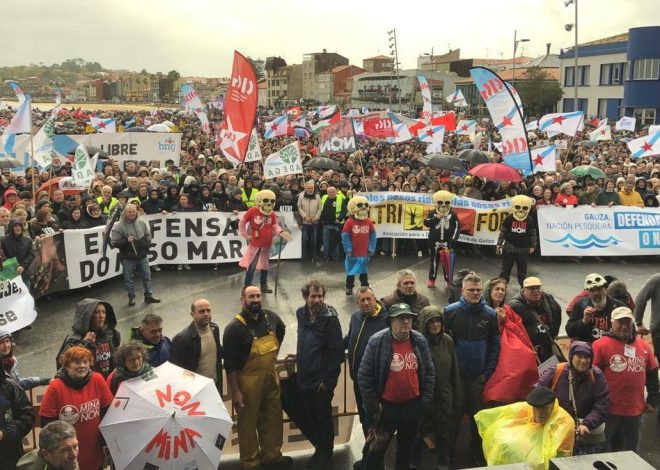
[246,57,265,80]
[516,66,564,118]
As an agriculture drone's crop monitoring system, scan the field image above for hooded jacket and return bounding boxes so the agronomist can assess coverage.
[83,206,107,227]
[443,297,500,379]
[0,371,34,470]
[295,303,344,390]
[536,341,609,431]
[1,220,33,277]
[128,327,172,367]
[344,302,388,380]
[418,306,461,437]
[163,185,180,211]
[357,327,435,419]
[141,189,166,215]
[58,298,120,378]
[110,209,151,260]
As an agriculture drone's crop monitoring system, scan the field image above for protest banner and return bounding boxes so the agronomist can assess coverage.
[361,192,512,244]
[537,205,660,256]
[318,119,356,154]
[264,142,303,179]
[0,258,37,333]
[45,212,301,295]
[53,133,182,167]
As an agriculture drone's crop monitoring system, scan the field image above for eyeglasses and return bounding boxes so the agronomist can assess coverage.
[514,205,530,211]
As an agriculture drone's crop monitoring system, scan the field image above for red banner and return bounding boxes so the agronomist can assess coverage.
[220,51,258,163]
[362,117,395,138]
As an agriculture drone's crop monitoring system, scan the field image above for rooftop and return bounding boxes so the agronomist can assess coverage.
[456,67,560,84]
[580,33,628,46]
[364,55,393,61]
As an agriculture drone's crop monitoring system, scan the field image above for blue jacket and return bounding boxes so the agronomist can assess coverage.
[296,304,344,391]
[344,303,388,380]
[357,329,435,419]
[443,297,500,380]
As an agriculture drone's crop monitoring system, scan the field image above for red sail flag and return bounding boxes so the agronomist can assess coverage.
[362,117,395,138]
[430,112,457,131]
[219,51,258,163]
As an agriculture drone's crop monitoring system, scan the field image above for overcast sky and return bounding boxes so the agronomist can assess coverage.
[4,0,659,77]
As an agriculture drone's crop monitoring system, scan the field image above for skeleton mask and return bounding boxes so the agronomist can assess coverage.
[511,194,533,221]
[255,189,276,216]
[432,190,453,216]
[347,195,370,220]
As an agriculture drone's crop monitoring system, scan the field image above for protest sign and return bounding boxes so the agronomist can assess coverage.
[318,119,356,154]
[360,192,512,245]
[0,272,37,333]
[264,142,303,179]
[537,205,660,256]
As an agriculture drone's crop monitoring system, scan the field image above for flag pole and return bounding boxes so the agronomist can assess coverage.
[30,134,36,207]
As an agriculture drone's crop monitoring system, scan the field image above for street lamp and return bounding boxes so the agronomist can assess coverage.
[512,30,530,88]
[564,0,578,113]
[422,47,434,71]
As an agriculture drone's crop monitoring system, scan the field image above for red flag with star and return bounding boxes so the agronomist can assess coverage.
[219,51,258,163]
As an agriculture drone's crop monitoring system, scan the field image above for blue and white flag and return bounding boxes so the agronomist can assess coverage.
[589,125,611,142]
[417,75,433,120]
[445,89,467,107]
[90,117,117,133]
[418,125,445,153]
[650,124,660,136]
[615,116,636,132]
[0,95,32,156]
[539,111,584,137]
[5,80,26,105]
[124,117,136,129]
[264,115,287,139]
[386,112,413,143]
[531,145,557,174]
[455,119,477,136]
[181,84,210,133]
[525,120,538,131]
[54,87,62,106]
[627,132,660,159]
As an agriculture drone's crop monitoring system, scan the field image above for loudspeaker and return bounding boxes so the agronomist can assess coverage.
[550,450,655,469]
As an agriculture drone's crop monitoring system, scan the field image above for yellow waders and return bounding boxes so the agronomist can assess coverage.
[235,315,283,468]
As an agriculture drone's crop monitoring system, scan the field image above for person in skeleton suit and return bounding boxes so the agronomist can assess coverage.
[496,195,537,288]
[239,190,292,293]
[341,196,376,296]
[424,190,460,289]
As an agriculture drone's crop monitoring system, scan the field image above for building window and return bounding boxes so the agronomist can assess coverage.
[600,64,611,85]
[578,65,590,86]
[633,58,660,80]
[600,63,626,85]
[597,98,607,117]
[633,108,656,126]
[564,67,574,87]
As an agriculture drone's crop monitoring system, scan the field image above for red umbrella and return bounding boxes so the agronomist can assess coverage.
[36,177,83,197]
[468,163,523,182]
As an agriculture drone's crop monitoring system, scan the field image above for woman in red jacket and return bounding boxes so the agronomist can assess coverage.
[554,182,579,207]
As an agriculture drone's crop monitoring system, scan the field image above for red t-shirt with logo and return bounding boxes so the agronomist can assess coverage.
[592,336,658,416]
[40,372,114,470]
[381,338,420,403]
[342,218,375,257]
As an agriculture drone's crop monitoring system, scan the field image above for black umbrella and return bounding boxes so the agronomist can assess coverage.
[458,149,490,165]
[125,126,146,133]
[304,157,339,170]
[579,140,597,147]
[419,153,466,172]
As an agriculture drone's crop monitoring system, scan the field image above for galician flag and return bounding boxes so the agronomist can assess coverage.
[525,120,538,131]
[455,119,476,136]
[650,124,660,136]
[5,80,26,105]
[626,132,660,159]
[264,115,288,139]
[589,125,612,142]
[386,112,413,143]
[538,111,583,137]
[445,89,467,107]
[531,145,557,174]
[0,95,32,156]
[418,125,445,153]
[90,117,117,133]
[615,116,636,132]
[181,84,211,133]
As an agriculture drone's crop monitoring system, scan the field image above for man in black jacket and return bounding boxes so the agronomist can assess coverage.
[0,366,33,470]
[295,280,344,470]
[508,276,562,363]
[1,219,34,288]
[170,298,223,393]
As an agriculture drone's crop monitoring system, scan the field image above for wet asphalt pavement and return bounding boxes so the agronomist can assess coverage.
[13,251,660,469]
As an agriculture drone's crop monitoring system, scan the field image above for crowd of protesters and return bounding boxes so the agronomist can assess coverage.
[0,102,659,469]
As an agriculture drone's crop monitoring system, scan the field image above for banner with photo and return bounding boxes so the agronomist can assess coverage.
[537,205,660,256]
[33,212,301,296]
[360,192,513,244]
[52,133,182,167]
[318,119,356,154]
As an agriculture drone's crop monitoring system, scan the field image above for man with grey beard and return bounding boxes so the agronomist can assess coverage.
[567,273,625,343]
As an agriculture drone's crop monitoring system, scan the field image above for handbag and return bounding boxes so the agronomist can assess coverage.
[568,368,606,447]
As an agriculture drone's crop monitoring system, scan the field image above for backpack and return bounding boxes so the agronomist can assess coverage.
[550,362,594,391]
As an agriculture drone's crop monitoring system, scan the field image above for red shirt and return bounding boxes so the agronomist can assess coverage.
[592,336,658,416]
[40,372,114,470]
[554,193,579,206]
[381,337,420,403]
[239,206,279,248]
[342,217,375,257]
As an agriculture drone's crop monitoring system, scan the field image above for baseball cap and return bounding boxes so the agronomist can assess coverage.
[611,306,634,322]
[584,273,607,290]
[388,303,417,319]
[522,277,542,288]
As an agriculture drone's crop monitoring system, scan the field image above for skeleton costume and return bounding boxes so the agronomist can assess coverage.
[239,190,291,292]
[497,195,537,288]
[341,196,377,295]
[424,190,460,288]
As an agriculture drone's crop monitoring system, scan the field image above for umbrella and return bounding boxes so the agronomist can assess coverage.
[126,126,146,132]
[458,149,490,165]
[161,120,176,128]
[304,156,339,170]
[0,156,22,169]
[147,123,173,132]
[439,249,456,284]
[419,153,466,172]
[579,140,597,147]
[469,163,523,182]
[36,177,82,197]
[100,362,232,470]
[571,165,606,178]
